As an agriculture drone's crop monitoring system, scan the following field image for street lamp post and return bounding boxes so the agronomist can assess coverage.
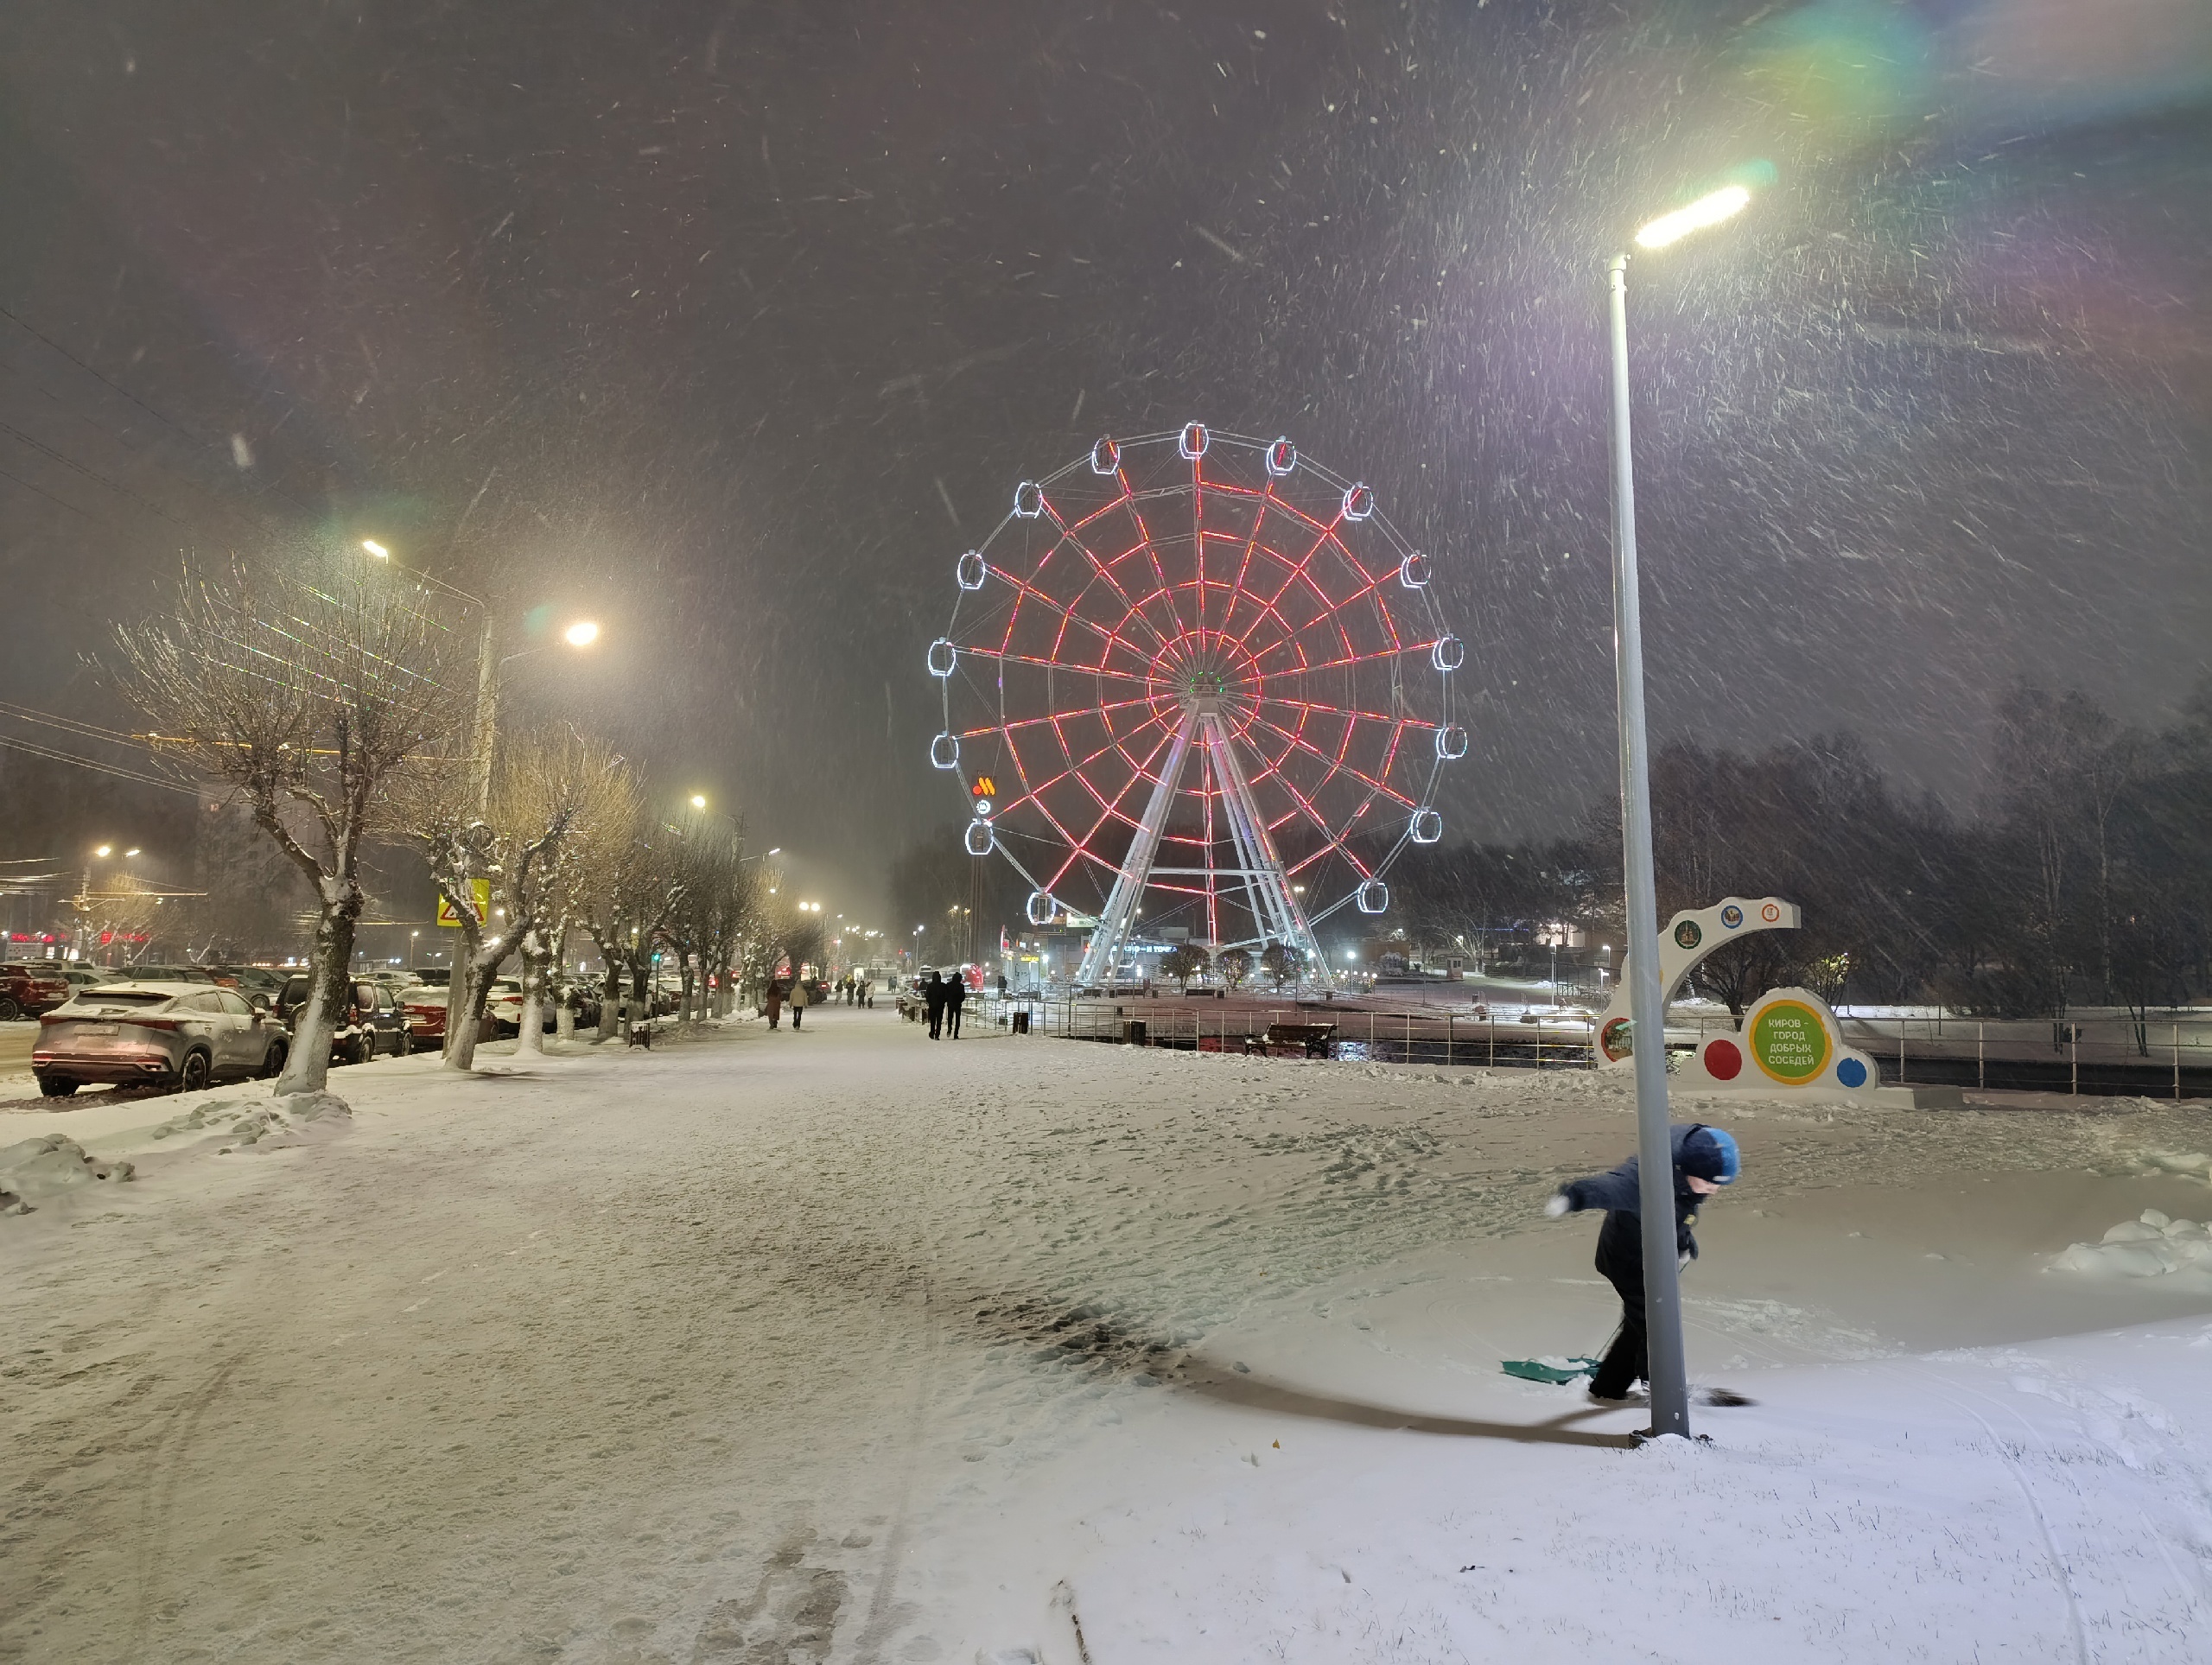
[361,539,597,812]
[1605,181,1752,1441]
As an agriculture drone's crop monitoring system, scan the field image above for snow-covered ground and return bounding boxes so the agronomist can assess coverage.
[3,1007,2209,1663]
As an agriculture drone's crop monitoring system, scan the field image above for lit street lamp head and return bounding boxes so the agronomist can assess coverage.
[1634,184,1751,250]
[362,538,390,559]
[690,793,708,809]
[563,620,601,647]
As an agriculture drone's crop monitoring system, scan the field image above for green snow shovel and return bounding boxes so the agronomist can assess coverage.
[1500,1357,1604,1385]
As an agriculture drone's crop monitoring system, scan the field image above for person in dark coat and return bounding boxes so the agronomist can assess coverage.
[924,969,946,1039]
[1546,1123,1740,1403]
[944,969,967,1039]
[764,979,784,1030]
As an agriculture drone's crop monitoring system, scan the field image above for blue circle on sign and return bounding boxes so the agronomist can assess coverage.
[1720,905,1744,929]
[1836,1057,1867,1089]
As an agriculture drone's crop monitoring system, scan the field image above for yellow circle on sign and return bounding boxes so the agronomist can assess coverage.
[1750,997,1832,1085]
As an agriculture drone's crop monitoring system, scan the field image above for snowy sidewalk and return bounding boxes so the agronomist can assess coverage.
[3,1007,2209,1662]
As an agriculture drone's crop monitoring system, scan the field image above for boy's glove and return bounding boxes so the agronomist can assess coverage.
[1544,1193,1570,1218]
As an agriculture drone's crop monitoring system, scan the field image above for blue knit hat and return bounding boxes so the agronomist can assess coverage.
[1684,1126,1741,1185]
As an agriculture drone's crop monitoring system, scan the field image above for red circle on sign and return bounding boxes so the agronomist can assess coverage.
[1706,1038,1743,1081]
[1761,902,1781,923]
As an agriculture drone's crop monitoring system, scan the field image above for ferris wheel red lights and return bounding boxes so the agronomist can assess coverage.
[931,427,1465,986]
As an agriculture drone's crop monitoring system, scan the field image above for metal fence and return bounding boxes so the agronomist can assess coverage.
[963,995,1597,1069]
[950,995,2212,1099]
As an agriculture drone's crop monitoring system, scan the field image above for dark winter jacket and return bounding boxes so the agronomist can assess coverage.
[1557,1122,1719,1261]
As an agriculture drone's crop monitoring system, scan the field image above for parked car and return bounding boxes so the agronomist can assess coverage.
[398,980,451,1051]
[0,963,77,1020]
[276,975,409,1064]
[56,965,125,994]
[117,963,217,985]
[396,975,534,1048]
[207,964,288,1002]
[33,982,287,1097]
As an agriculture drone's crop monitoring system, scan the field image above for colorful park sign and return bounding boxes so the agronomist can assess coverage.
[1596,895,1801,1066]
[1676,986,1881,1100]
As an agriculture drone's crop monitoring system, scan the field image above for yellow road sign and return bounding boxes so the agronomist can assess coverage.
[436,879,492,927]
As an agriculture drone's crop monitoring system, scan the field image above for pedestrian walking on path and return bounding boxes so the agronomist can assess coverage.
[764,979,784,1030]
[789,976,810,1030]
[1545,1123,1740,1404]
[924,969,946,1039]
[945,969,967,1039]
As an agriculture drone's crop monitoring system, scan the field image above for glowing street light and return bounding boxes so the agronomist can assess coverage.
[1632,184,1750,250]
[362,538,390,560]
[690,794,708,809]
[1604,174,1759,1441]
[564,620,601,647]
[92,844,111,858]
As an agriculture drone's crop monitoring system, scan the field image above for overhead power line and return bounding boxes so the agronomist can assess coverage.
[0,732,201,796]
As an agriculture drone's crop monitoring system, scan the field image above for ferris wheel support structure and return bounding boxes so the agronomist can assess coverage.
[1075,694,1329,988]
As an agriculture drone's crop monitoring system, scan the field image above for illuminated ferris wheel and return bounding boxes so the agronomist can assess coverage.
[929,425,1465,987]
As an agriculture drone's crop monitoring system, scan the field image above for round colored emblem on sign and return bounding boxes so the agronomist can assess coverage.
[1674,919,1702,950]
[1599,1016,1634,1062]
[1750,998,1832,1085]
[1704,1037,1743,1081]
[1719,905,1743,929]
[1835,1057,1868,1089]
[1760,902,1782,924]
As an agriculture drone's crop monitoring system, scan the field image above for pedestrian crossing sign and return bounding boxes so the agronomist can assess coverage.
[436,879,492,927]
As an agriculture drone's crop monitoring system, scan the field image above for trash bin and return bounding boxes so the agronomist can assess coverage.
[1013,1010,1031,1035]
[1121,1018,1147,1045]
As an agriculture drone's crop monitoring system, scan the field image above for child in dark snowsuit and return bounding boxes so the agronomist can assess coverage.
[1546,1123,1741,1402]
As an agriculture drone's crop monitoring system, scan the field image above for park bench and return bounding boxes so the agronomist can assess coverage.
[1261,1022,1335,1058]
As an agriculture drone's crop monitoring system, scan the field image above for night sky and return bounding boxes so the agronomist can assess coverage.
[3,0,2207,918]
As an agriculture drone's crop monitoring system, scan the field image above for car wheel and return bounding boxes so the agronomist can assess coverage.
[179,1050,212,1094]
[0,996,20,1021]
[35,1075,77,1098]
[258,1038,288,1080]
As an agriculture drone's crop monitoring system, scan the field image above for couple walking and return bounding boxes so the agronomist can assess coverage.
[922,969,966,1039]
[763,976,810,1031]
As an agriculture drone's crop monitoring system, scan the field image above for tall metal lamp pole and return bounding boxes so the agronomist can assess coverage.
[1603,181,1755,1441]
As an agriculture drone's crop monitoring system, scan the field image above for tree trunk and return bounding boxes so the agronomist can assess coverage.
[515,928,548,1056]
[446,939,505,1071]
[597,959,624,1040]
[275,893,358,1094]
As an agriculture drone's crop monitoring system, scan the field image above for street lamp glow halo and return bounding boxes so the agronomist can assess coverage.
[1633,185,1751,250]
[563,620,601,647]
[362,538,391,559]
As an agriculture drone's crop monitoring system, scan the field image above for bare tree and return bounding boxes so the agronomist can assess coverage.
[112,556,464,1092]
[504,732,633,1055]
[575,799,684,1040]
[395,727,626,1068]
[657,809,766,1020]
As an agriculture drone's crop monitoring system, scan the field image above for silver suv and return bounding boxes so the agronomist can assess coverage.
[32,982,288,1098]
